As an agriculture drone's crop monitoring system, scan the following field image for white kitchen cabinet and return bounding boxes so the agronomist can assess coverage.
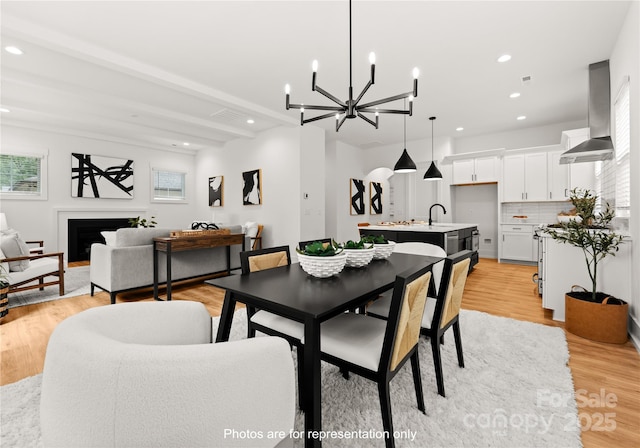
[452,156,498,184]
[559,128,596,194]
[548,150,570,200]
[502,153,547,202]
[500,224,534,261]
[547,149,595,200]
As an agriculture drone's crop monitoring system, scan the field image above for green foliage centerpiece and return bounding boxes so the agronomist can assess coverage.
[296,240,347,278]
[340,239,375,268]
[362,234,396,260]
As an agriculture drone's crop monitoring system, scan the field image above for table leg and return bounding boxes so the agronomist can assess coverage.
[216,291,237,343]
[226,246,231,276]
[166,245,172,301]
[303,318,322,448]
[153,242,159,300]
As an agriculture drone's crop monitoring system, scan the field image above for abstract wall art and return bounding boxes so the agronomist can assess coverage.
[71,153,134,199]
[208,175,224,206]
[370,181,383,214]
[350,178,365,215]
[242,169,262,205]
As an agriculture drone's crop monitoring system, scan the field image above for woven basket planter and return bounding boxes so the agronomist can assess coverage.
[565,290,628,344]
[343,247,376,268]
[372,241,396,260]
[297,253,347,278]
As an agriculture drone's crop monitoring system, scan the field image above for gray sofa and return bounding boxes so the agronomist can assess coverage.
[90,226,246,304]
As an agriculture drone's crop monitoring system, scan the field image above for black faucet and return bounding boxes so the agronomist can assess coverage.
[429,203,447,226]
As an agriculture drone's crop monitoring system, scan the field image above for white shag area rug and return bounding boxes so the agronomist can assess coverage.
[7,266,90,309]
[0,309,581,448]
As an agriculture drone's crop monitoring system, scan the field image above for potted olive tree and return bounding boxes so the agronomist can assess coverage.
[544,188,627,343]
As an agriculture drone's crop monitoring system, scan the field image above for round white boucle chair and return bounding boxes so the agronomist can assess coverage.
[40,301,296,448]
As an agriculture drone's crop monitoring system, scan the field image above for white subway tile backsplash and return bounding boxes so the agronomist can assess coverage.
[501,201,571,224]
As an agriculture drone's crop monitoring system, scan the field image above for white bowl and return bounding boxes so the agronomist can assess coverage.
[297,252,347,278]
[557,215,582,224]
[372,241,396,260]
[342,247,376,268]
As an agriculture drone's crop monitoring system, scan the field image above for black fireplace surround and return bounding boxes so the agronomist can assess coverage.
[68,218,131,262]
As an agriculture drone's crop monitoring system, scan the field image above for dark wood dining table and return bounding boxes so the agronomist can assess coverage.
[207,252,441,448]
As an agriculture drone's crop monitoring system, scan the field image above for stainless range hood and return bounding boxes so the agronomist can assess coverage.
[560,60,614,164]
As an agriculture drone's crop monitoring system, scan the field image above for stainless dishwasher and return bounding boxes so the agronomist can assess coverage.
[445,231,459,255]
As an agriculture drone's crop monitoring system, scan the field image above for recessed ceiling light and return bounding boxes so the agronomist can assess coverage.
[0,108,10,113]
[183,142,190,146]
[456,127,464,132]
[510,92,521,98]
[5,46,23,55]
[497,54,511,63]
[517,115,527,121]
[247,119,255,124]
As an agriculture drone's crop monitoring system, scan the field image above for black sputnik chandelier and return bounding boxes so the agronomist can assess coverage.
[284,0,419,131]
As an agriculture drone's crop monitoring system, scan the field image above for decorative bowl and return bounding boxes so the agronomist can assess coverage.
[342,247,376,268]
[372,241,396,260]
[557,215,582,224]
[297,252,347,278]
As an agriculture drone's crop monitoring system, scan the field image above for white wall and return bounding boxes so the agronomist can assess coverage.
[609,0,639,347]
[1,126,197,253]
[453,120,586,153]
[194,126,305,252]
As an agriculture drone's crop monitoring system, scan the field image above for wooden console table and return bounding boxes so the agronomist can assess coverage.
[153,233,245,301]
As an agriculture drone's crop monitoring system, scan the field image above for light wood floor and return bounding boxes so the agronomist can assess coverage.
[1,258,638,447]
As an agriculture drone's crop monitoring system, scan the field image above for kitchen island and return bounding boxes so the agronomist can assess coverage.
[359,223,479,268]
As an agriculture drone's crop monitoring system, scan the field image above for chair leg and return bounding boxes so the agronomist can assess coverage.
[246,306,257,338]
[340,367,350,380]
[410,352,426,414]
[296,346,305,411]
[90,283,95,296]
[430,336,446,397]
[453,321,465,368]
[377,381,395,448]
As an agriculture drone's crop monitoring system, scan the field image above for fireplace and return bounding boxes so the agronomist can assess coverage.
[68,218,131,262]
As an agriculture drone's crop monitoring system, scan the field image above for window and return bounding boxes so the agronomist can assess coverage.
[594,78,630,218]
[151,168,186,202]
[613,78,630,218]
[0,150,48,200]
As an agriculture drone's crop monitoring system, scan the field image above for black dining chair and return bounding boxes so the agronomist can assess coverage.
[318,264,433,448]
[422,255,471,397]
[369,252,472,397]
[239,245,306,408]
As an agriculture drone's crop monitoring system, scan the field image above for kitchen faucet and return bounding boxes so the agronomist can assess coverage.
[429,203,447,226]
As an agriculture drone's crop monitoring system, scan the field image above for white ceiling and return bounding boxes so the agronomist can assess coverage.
[0,1,632,154]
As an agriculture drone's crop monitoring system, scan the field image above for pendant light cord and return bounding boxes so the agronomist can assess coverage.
[349,0,352,89]
[403,99,407,146]
[431,118,434,159]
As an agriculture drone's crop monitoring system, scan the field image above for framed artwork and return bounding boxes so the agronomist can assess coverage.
[208,175,224,206]
[242,169,262,205]
[370,181,383,214]
[71,153,133,199]
[350,178,365,215]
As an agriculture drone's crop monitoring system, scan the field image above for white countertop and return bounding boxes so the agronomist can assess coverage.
[364,223,478,233]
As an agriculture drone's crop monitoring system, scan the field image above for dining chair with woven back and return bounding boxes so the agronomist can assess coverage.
[422,254,471,397]
[367,244,473,397]
[239,245,306,407]
[318,263,433,448]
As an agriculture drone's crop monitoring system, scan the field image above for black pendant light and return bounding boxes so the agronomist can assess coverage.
[394,101,417,173]
[424,116,442,180]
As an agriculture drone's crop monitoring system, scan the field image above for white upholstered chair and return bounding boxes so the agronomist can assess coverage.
[40,301,296,448]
